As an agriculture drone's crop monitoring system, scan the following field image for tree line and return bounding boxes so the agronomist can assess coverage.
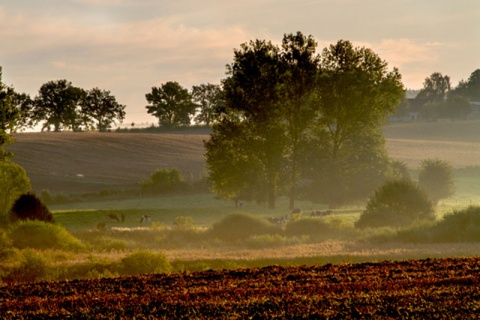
[1,31,478,213]
[398,70,480,121]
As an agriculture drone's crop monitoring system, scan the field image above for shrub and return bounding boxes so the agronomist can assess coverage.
[0,161,31,218]
[172,216,195,230]
[120,250,172,275]
[40,189,53,205]
[284,218,333,240]
[9,220,85,251]
[10,193,54,223]
[355,180,435,229]
[5,249,51,283]
[89,235,130,251]
[208,213,281,242]
[418,158,454,204]
[0,229,12,255]
[140,168,186,194]
[430,206,480,242]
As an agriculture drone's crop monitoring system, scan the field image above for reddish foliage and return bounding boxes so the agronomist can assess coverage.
[1,257,479,318]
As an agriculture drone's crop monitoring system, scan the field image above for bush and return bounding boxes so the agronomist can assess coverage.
[208,213,281,242]
[140,168,186,194]
[418,158,454,204]
[355,180,435,229]
[10,193,54,223]
[9,220,85,251]
[120,250,172,275]
[5,249,51,283]
[430,206,480,242]
[0,161,31,218]
[284,218,334,241]
[172,216,195,230]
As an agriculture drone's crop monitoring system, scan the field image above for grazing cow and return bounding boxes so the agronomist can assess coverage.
[140,215,151,223]
[108,213,120,222]
[268,214,292,226]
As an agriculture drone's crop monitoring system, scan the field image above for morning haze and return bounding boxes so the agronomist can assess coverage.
[1,1,480,317]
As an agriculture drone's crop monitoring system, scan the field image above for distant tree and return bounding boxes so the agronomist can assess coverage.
[453,69,480,101]
[145,81,196,128]
[0,161,31,220]
[191,83,224,126]
[32,79,85,132]
[10,193,54,223]
[444,94,472,120]
[418,158,454,205]
[355,180,435,229]
[80,88,126,131]
[417,72,451,104]
[389,160,411,181]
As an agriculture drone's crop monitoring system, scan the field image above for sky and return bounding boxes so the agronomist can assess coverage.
[1,0,479,126]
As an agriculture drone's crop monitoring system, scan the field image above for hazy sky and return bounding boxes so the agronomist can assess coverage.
[1,0,479,125]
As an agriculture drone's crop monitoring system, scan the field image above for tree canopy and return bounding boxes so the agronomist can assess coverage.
[80,88,126,131]
[32,79,84,132]
[206,35,405,209]
[191,83,224,126]
[145,81,196,128]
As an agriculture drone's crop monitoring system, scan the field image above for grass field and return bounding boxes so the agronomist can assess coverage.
[2,121,480,284]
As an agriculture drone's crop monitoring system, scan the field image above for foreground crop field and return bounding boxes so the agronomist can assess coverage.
[1,257,479,319]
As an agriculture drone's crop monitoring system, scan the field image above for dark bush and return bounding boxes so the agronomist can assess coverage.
[356,180,435,229]
[10,193,54,223]
[209,213,281,242]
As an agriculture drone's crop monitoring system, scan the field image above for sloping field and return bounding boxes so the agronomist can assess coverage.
[8,131,209,194]
[1,257,479,318]
[8,120,480,194]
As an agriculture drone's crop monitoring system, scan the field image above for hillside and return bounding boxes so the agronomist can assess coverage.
[8,120,480,194]
[8,131,209,194]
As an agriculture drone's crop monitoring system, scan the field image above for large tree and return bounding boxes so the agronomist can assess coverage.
[191,83,224,126]
[145,81,196,128]
[32,79,85,132]
[206,39,286,209]
[280,32,320,209]
[308,40,404,207]
[80,88,126,131]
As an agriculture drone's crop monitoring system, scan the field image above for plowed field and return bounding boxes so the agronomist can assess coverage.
[1,257,479,319]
